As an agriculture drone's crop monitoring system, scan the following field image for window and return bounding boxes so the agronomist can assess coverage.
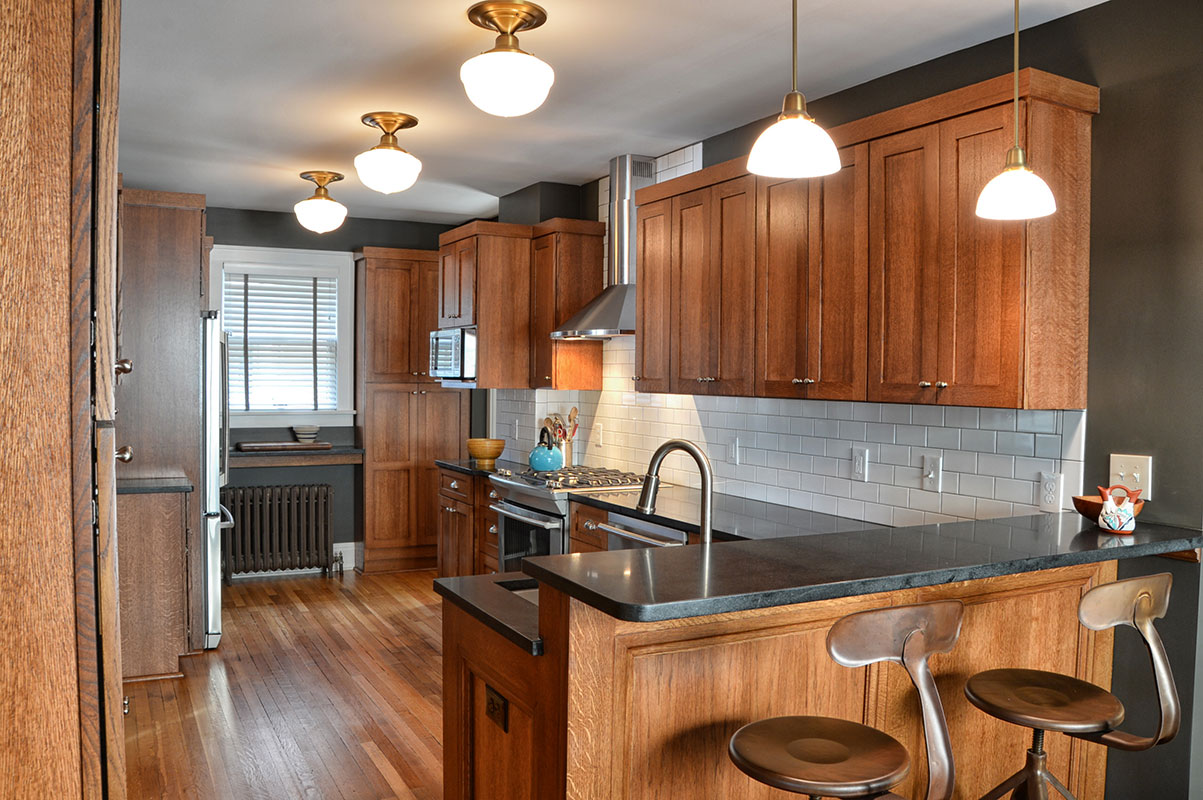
[209,246,354,427]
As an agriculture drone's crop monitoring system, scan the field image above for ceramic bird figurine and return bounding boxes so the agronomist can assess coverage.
[1098,484,1142,533]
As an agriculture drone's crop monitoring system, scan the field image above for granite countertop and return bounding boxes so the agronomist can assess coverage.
[569,485,887,541]
[435,457,527,477]
[522,512,1203,623]
[433,572,543,654]
[116,476,194,494]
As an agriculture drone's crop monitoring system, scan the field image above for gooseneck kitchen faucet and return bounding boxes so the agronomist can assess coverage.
[636,439,714,545]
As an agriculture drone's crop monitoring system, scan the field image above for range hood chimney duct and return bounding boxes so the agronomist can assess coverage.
[550,154,656,339]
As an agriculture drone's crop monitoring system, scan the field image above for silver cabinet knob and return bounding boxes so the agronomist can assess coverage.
[791,378,816,385]
[115,445,133,463]
[488,489,498,499]
[420,371,427,376]
[488,524,497,534]
[935,381,949,389]
[632,376,641,382]
[918,381,933,388]
[449,480,459,490]
[583,520,598,531]
[412,371,419,376]
[411,390,419,395]
[115,358,133,376]
[544,376,552,381]
[420,390,427,395]
[123,697,130,716]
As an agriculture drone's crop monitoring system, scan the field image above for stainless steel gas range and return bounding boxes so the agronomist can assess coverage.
[488,466,683,572]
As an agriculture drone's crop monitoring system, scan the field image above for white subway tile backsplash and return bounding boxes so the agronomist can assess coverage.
[491,336,1080,530]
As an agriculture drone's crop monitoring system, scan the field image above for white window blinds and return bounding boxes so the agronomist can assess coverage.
[222,272,339,411]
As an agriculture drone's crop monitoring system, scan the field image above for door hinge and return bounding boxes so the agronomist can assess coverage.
[90,319,96,347]
[91,498,98,528]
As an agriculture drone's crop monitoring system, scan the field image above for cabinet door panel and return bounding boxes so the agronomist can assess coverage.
[710,176,756,396]
[438,244,460,328]
[937,105,1025,408]
[635,199,672,393]
[412,259,440,380]
[117,491,186,678]
[365,384,415,465]
[365,260,413,382]
[868,127,941,403]
[418,387,469,548]
[756,176,811,397]
[457,237,477,327]
[671,188,713,392]
[809,144,869,401]
[530,234,556,388]
[366,466,415,548]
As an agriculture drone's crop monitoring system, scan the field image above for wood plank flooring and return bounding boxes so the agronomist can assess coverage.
[124,570,443,800]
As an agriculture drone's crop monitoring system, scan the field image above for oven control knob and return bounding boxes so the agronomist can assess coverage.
[548,480,563,489]
[497,469,512,477]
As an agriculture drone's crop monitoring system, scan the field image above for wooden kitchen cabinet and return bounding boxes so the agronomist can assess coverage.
[436,468,501,577]
[360,385,469,574]
[757,144,869,400]
[437,495,475,579]
[355,247,439,383]
[634,198,672,393]
[568,502,608,553]
[437,221,533,389]
[529,218,606,390]
[671,175,756,396]
[477,481,500,574]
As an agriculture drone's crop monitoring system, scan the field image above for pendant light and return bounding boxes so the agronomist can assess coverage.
[975,0,1056,220]
[354,112,423,194]
[460,2,555,117]
[747,0,840,179]
[293,171,348,234]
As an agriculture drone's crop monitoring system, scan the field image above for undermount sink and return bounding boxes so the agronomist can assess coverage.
[496,577,539,606]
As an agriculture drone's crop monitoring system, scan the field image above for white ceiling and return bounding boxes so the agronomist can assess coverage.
[119,0,1107,225]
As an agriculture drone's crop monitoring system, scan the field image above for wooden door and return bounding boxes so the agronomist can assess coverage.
[361,384,417,573]
[936,105,1026,408]
[635,199,672,393]
[439,237,477,328]
[416,386,470,553]
[670,187,713,393]
[808,144,870,401]
[708,175,756,396]
[363,257,414,383]
[530,233,557,388]
[411,258,440,381]
[756,175,811,397]
[437,497,474,577]
[868,126,942,403]
[117,491,186,679]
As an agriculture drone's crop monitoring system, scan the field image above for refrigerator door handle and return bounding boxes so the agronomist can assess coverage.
[218,503,234,530]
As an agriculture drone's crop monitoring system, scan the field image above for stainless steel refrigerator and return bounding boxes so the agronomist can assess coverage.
[201,310,231,648]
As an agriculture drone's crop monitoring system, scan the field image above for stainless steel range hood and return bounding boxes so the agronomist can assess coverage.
[551,154,656,340]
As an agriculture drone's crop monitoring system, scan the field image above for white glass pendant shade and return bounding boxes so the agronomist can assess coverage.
[747,113,841,179]
[975,147,1056,220]
[294,196,348,234]
[354,147,422,194]
[460,49,554,117]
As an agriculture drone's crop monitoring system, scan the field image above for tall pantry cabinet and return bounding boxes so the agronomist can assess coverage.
[356,247,469,574]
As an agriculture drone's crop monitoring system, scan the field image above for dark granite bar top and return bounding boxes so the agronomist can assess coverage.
[434,457,527,477]
[433,572,543,655]
[523,513,1203,623]
[569,485,887,541]
[116,476,194,494]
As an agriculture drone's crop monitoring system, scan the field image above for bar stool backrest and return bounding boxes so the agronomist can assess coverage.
[827,601,964,800]
[1076,572,1180,750]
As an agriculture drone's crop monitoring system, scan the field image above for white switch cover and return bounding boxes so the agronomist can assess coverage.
[853,447,869,482]
[1039,472,1064,512]
[596,423,604,447]
[1109,454,1153,500]
[922,455,943,492]
[730,437,741,466]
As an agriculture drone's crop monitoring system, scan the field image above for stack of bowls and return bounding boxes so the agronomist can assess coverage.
[292,425,321,443]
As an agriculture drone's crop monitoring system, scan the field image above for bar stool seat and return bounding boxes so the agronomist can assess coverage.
[729,715,910,797]
[966,668,1125,733]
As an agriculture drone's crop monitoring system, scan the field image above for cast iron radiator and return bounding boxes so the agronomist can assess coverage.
[220,484,334,580]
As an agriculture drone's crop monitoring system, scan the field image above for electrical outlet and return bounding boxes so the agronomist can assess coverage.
[922,455,943,492]
[853,447,869,482]
[1109,454,1153,500]
[1039,471,1064,512]
[730,437,741,466]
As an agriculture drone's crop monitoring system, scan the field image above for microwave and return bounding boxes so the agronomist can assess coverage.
[430,327,477,381]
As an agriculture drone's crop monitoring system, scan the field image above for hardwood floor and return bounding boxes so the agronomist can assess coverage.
[124,570,443,800]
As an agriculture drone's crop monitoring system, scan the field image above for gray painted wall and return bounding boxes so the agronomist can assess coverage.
[702,0,1203,795]
[206,206,451,252]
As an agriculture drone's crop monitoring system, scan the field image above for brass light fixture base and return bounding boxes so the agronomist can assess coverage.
[299,170,344,199]
[467,1,548,35]
[778,90,814,122]
[360,112,419,135]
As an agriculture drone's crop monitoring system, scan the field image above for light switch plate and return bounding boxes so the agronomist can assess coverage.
[1109,454,1153,500]
[922,455,943,493]
[1039,472,1064,513]
[853,447,869,482]
[730,437,741,466]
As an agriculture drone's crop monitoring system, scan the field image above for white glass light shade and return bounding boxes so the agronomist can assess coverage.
[293,196,348,234]
[975,166,1056,220]
[747,115,841,179]
[354,147,422,194]
[460,49,555,117]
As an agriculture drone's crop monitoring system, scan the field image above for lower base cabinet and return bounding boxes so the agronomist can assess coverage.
[438,468,501,577]
[117,488,190,680]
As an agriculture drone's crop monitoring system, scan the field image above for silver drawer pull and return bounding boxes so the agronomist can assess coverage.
[488,524,497,534]
[935,381,949,389]
[450,480,459,490]
[919,381,933,388]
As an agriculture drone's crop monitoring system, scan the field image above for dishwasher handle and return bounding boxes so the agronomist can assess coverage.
[588,520,685,548]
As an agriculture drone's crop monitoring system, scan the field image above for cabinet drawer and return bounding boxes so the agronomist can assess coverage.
[569,502,608,551]
[476,480,500,509]
[570,536,606,554]
[477,505,499,574]
[439,469,474,502]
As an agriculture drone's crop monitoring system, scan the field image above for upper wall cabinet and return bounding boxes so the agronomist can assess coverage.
[355,247,439,384]
[438,221,533,389]
[636,69,1098,409]
[530,218,606,391]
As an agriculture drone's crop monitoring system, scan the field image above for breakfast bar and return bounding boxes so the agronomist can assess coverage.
[435,513,1202,798]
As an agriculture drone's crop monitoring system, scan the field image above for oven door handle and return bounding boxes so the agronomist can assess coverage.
[595,521,686,548]
[489,503,561,530]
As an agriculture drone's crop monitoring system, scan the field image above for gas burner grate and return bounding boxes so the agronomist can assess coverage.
[522,465,648,490]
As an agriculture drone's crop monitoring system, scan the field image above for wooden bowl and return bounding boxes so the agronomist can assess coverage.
[467,438,506,470]
[1072,494,1145,524]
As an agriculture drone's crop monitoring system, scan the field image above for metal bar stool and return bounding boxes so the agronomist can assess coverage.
[964,573,1180,800]
[729,600,964,800]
